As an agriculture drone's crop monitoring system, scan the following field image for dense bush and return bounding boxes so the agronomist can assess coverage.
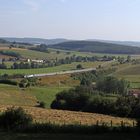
[0,107,32,129]
[83,96,115,115]
[0,79,18,85]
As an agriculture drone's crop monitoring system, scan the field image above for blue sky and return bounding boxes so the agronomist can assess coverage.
[0,0,140,40]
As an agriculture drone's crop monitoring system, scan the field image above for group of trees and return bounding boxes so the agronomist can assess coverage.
[19,78,38,88]
[11,62,46,69]
[0,50,21,57]
[96,76,130,95]
[51,85,140,118]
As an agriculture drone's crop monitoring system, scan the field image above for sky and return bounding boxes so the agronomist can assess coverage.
[0,0,140,41]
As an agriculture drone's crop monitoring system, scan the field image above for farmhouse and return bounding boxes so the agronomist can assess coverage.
[31,59,44,63]
[26,59,44,63]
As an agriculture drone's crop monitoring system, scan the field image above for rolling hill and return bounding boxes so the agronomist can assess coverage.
[50,41,140,54]
[1,37,68,45]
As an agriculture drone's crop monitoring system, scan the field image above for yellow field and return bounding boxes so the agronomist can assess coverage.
[0,106,135,127]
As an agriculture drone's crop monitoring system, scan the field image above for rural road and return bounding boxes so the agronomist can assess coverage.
[24,61,114,78]
[24,67,96,78]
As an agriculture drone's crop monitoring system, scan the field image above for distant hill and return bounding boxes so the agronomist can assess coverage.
[0,38,8,44]
[87,39,140,47]
[1,37,68,45]
[50,41,140,54]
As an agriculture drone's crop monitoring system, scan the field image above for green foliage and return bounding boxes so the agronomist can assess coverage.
[19,79,30,88]
[96,76,130,95]
[51,87,90,111]
[0,79,17,85]
[19,78,38,88]
[51,85,140,118]
[76,64,83,69]
[0,50,21,57]
[0,107,32,129]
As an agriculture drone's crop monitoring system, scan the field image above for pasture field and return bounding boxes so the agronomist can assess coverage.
[0,84,37,106]
[0,84,71,108]
[0,61,103,75]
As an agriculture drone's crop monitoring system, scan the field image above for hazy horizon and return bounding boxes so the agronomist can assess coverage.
[0,0,140,41]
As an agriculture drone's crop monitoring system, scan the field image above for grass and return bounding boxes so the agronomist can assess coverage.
[0,84,37,106]
[0,84,71,108]
[27,86,71,108]
[114,64,140,88]
[0,61,103,75]
[38,74,80,86]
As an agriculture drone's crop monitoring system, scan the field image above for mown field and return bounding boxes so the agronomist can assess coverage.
[0,61,103,75]
[0,105,135,126]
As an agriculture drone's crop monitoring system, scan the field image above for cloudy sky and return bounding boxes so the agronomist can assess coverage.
[0,0,140,41]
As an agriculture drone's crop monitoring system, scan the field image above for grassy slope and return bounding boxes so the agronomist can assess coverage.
[114,64,140,88]
[0,84,70,108]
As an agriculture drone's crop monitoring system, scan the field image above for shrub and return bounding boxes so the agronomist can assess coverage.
[0,107,33,129]
[76,64,83,69]
[0,79,18,85]
[37,101,46,108]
